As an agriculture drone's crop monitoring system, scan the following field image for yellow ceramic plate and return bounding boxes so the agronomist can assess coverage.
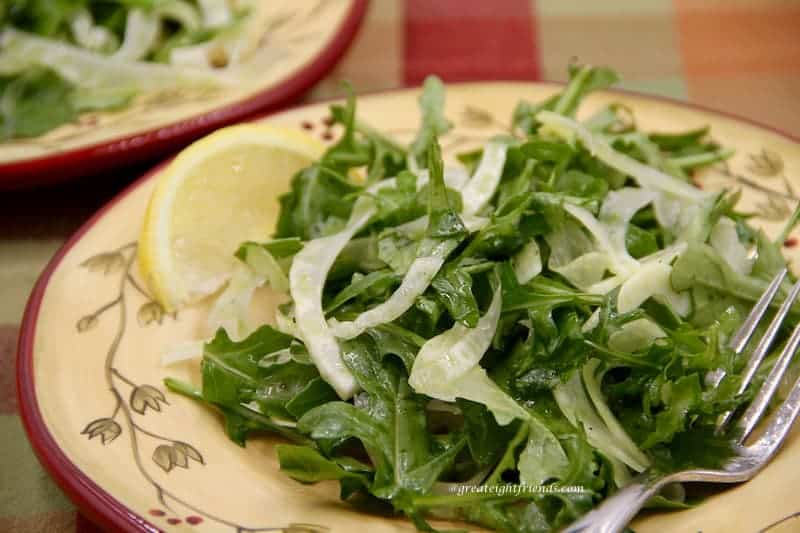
[18,83,800,533]
[0,0,366,189]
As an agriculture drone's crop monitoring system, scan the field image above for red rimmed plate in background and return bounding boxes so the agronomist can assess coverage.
[0,0,367,190]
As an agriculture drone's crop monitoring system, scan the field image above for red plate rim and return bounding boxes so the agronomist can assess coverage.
[16,83,800,532]
[0,0,369,190]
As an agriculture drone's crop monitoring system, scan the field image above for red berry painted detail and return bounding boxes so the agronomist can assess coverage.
[167,518,182,525]
[149,509,166,517]
[785,237,798,247]
[322,131,334,141]
[186,516,203,525]
[301,121,313,130]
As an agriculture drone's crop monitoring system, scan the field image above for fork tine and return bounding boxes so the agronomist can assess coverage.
[745,372,800,461]
[717,276,800,430]
[737,321,800,441]
[729,268,788,354]
[708,269,787,389]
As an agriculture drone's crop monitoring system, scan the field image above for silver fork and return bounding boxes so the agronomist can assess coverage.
[563,268,800,533]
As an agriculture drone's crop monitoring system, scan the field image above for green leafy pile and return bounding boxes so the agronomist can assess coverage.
[1,0,247,139]
[166,65,800,532]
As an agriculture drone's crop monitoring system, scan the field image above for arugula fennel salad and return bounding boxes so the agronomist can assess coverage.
[164,66,800,532]
[0,1,265,140]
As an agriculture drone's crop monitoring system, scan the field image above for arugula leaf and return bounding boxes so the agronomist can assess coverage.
[298,336,465,507]
[518,414,570,486]
[649,127,709,151]
[164,378,310,446]
[512,64,618,135]
[500,262,603,315]
[423,136,467,243]
[201,326,292,405]
[285,377,340,419]
[554,64,619,117]
[641,374,702,449]
[321,86,371,172]
[235,238,303,261]
[458,399,517,468]
[325,270,399,314]
[277,444,371,490]
[1,67,76,139]
[671,243,798,324]
[364,324,423,373]
[431,267,480,328]
[408,75,452,169]
[329,99,407,184]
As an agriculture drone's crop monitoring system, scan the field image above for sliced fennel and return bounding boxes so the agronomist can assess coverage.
[548,202,636,289]
[564,203,631,273]
[207,244,290,340]
[554,368,649,474]
[409,286,528,424]
[395,213,488,239]
[0,28,227,91]
[70,10,116,53]
[330,256,444,339]
[711,217,754,276]
[111,9,160,62]
[199,0,234,27]
[537,111,710,203]
[518,416,569,486]
[289,198,377,399]
[598,187,657,264]
[608,319,667,353]
[241,243,289,293]
[461,140,508,215]
[207,263,263,341]
[513,240,543,284]
[617,261,690,316]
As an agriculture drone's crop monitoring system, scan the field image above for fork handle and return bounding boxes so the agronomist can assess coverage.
[561,471,665,533]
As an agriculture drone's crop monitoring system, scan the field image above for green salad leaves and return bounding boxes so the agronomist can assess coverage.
[166,65,800,532]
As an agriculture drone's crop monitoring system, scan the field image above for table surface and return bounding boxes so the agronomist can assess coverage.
[2,1,799,531]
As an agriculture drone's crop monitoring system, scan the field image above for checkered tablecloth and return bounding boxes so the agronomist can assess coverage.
[2,1,798,530]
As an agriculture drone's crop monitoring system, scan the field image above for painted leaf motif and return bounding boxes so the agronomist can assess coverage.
[130,385,168,415]
[137,301,165,326]
[152,444,174,472]
[76,315,99,333]
[81,252,126,275]
[461,106,495,128]
[81,418,121,444]
[173,441,204,465]
[748,149,783,177]
[171,445,189,468]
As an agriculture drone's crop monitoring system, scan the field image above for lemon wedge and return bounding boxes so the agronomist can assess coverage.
[139,123,325,310]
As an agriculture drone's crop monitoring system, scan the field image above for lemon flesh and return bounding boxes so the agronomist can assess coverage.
[139,124,325,310]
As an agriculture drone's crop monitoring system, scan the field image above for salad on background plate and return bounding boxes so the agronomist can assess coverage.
[136,65,800,532]
[1,0,263,140]
[0,0,364,188]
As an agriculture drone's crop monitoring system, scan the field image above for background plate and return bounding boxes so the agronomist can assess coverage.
[18,82,800,532]
[0,0,367,189]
